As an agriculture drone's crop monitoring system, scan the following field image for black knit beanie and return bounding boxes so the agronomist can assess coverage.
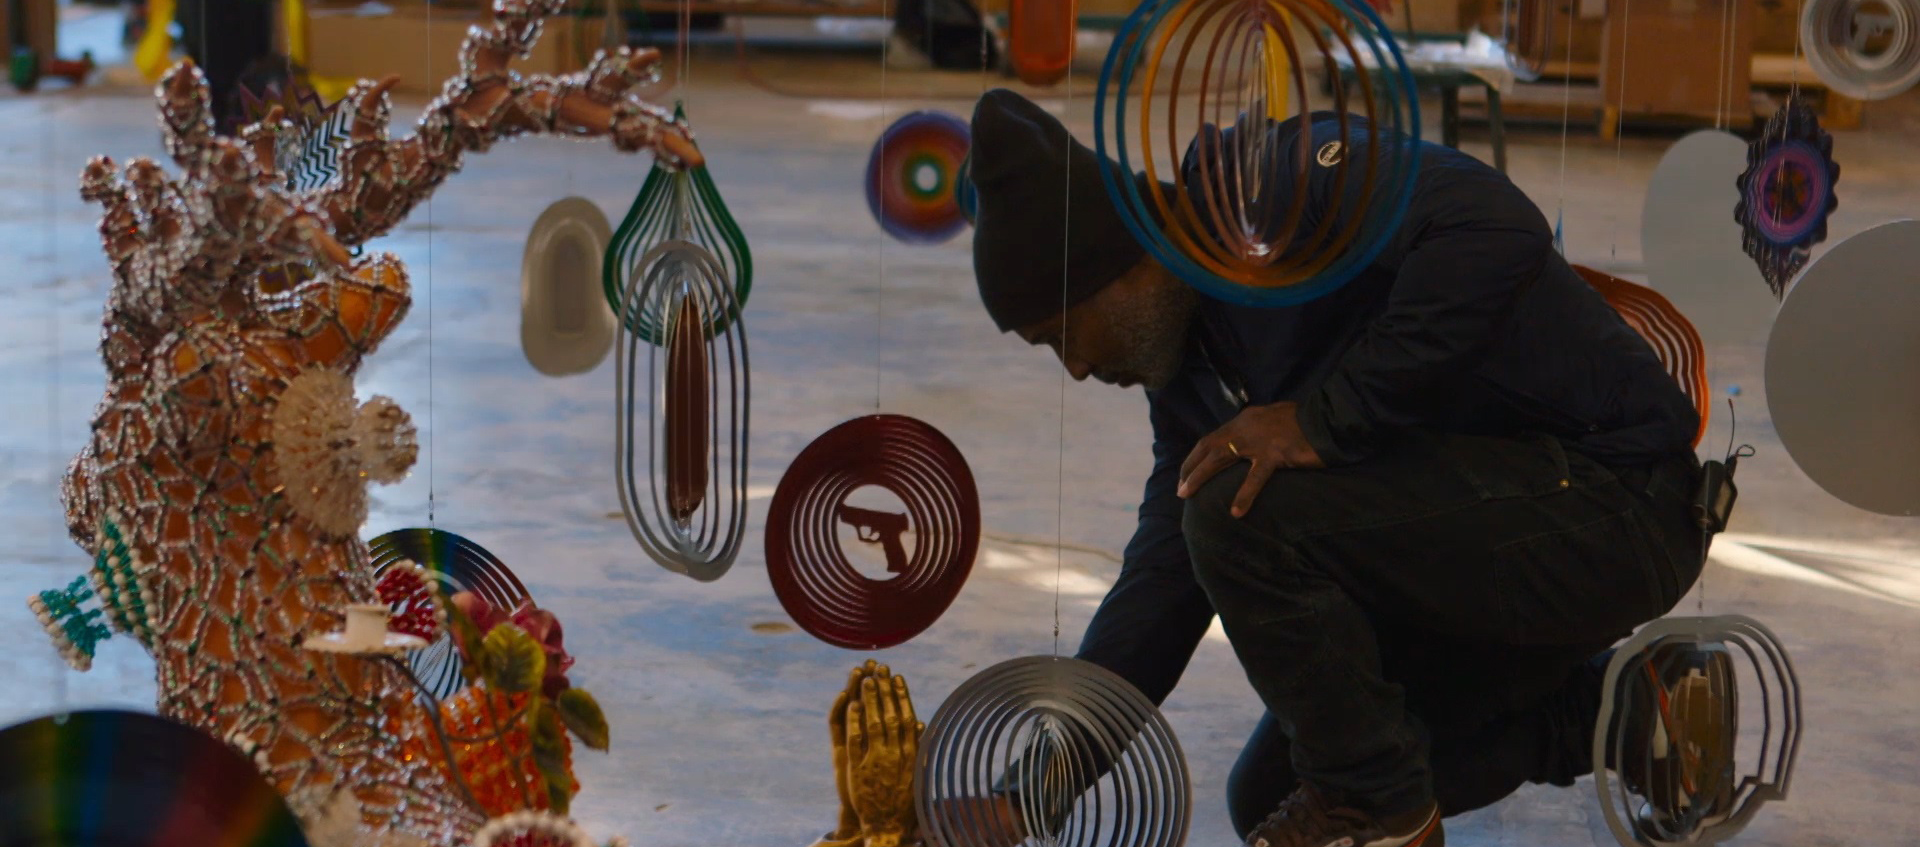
[968,89,1172,333]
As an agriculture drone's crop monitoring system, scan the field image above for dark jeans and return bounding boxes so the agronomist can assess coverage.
[1184,430,1704,828]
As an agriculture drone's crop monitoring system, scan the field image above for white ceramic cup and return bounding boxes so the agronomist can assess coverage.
[341,603,391,646]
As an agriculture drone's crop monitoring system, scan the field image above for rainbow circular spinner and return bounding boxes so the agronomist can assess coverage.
[866,111,973,245]
[915,656,1191,847]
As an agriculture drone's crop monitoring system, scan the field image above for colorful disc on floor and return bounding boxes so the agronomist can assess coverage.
[916,656,1190,847]
[0,709,312,846]
[1801,0,1920,100]
[368,527,530,699]
[865,111,972,245]
[1734,99,1840,299]
[1095,0,1420,307]
[1593,616,1800,847]
[765,414,979,649]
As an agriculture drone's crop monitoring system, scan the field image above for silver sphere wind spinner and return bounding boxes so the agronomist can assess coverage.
[916,656,1191,847]
[1594,616,1801,847]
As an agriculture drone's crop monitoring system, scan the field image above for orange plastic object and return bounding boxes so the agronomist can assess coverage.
[665,294,710,525]
[1573,265,1711,447]
[1010,0,1077,86]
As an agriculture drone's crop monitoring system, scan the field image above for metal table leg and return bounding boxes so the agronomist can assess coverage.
[1487,87,1507,173]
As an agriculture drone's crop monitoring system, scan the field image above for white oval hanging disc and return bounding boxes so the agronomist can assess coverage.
[1802,0,1920,100]
[1642,130,1778,346]
[520,197,617,377]
[1766,219,1920,516]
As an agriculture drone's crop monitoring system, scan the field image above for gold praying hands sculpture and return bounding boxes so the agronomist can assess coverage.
[817,660,925,847]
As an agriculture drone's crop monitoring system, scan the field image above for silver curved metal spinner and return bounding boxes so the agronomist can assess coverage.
[916,656,1190,847]
[1802,0,1920,100]
[614,238,750,581]
[1594,616,1802,847]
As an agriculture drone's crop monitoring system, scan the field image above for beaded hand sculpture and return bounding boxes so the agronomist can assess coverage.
[42,1,698,843]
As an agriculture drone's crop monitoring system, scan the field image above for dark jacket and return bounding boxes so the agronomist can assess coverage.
[1077,112,1700,708]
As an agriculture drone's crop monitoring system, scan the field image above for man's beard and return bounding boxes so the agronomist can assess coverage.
[1101,282,1195,391]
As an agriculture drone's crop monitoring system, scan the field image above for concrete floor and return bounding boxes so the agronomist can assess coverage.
[0,19,1917,847]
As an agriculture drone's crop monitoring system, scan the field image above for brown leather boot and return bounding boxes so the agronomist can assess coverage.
[1244,783,1443,847]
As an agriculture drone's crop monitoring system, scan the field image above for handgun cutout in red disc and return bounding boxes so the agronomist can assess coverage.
[766,414,981,649]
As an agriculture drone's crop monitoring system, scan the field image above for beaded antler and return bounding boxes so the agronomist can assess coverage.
[51,1,692,843]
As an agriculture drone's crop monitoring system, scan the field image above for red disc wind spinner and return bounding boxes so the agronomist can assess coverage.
[765,415,981,649]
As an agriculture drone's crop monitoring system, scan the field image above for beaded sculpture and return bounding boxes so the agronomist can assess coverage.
[43,0,696,843]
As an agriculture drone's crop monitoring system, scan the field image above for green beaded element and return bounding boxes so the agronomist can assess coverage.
[29,576,110,670]
[90,518,156,647]
[602,101,752,343]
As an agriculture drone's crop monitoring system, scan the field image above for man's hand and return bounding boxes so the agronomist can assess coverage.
[1177,401,1324,517]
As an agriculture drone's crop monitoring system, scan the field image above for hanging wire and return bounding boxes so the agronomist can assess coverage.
[1054,31,1074,657]
[427,0,437,528]
[1608,0,1631,260]
[876,0,890,410]
[1728,0,1743,128]
[46,66,68,714]
[1554,0,1578,244]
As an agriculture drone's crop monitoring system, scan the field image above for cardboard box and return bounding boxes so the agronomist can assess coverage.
[1602,0,1753,118]
[307,5,606,93]
[1472,0,1605,67]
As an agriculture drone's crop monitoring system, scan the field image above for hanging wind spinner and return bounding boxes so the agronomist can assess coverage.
[604,102,752,581]
[1801,0,1920,100]
[602,102,753,343]
[1096,0,1421,307]
[865,111,973,245]
[765,414,980,649]
[1734,99,1841,299]
[615,237,751,581]
[916,656,1191,847]
[368,527,532,699]
[1010,0,1078,85]
[1593,616,1801,847]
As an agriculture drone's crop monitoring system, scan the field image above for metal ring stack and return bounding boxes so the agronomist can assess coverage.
[615,239,752,582]
[916,656,1191,847]
[765,414,979,649]
[1095,0,1421,306]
